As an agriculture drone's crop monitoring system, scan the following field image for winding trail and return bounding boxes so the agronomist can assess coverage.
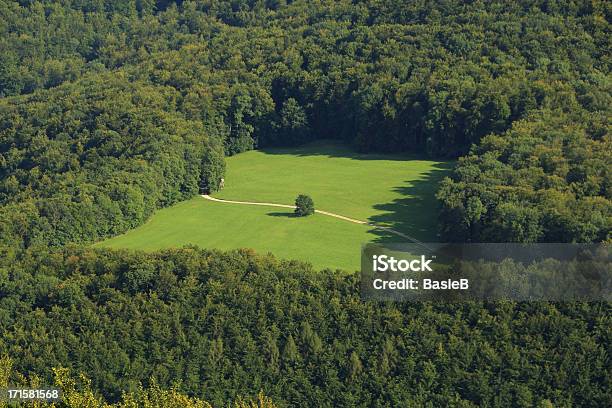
[202,194,428,247]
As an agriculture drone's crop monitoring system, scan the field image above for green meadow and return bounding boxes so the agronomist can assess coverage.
[96,142,452,271]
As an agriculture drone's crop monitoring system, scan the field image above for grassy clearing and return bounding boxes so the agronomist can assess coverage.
[96,141,452,271]
[95,197,375,271]
[217,141,452,239]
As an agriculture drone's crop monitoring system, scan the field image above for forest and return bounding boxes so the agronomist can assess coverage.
[0,0,610,406]
[2,247,610,406]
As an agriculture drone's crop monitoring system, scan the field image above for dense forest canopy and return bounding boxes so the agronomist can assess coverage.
[0,0,610,406]
[0,74,226,255]
[1,247,610,406]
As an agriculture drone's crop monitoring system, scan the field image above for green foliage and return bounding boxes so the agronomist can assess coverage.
[294,194,314,217]
[438,110,611,243]
[0,74,225,252]
[1,0,608,157]
[267,98,310,146]
[200,143,227,193]
[0,355,277,408]
[0,248,609,406]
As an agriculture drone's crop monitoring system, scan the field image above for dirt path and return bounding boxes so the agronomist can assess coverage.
[201,194,428,247]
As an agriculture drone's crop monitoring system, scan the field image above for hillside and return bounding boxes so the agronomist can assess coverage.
[0,1,610,407]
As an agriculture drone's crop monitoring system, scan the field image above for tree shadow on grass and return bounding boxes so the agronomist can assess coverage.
[367,161,455,244]
[267,211,298,218]
[259,139,435,162]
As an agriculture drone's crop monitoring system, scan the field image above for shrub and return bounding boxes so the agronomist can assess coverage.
[295,194,315,216]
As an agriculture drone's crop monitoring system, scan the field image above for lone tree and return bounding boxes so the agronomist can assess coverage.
[295,194,315,217]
